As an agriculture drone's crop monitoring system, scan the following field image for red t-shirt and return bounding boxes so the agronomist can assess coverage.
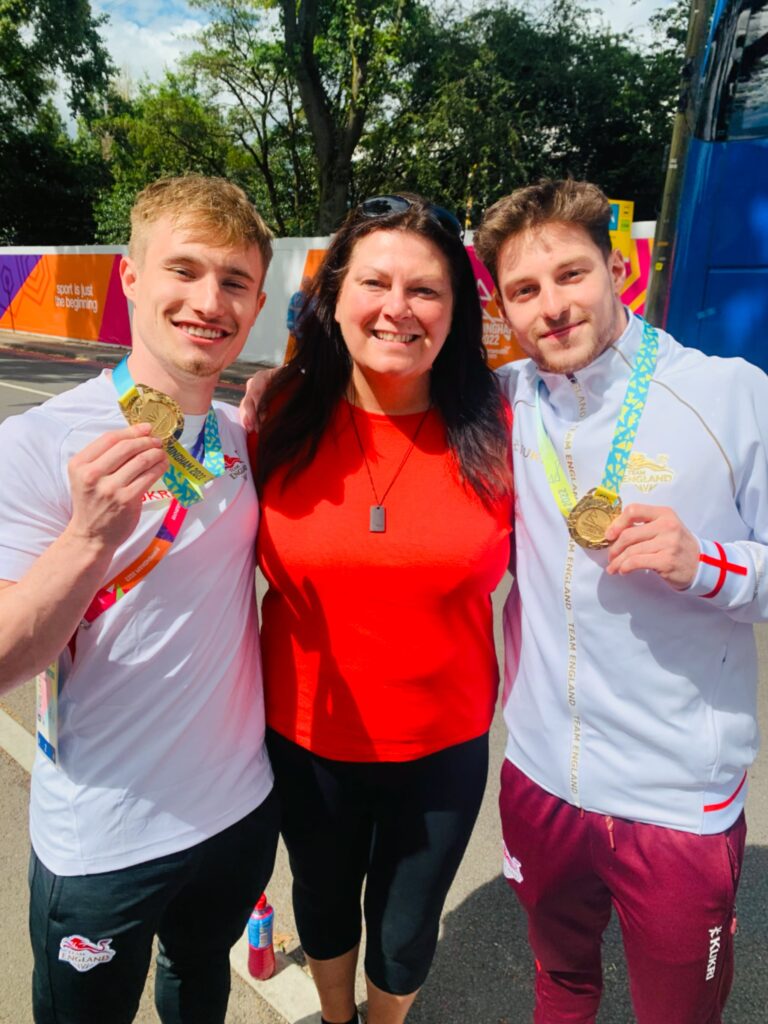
[257,400,512,762]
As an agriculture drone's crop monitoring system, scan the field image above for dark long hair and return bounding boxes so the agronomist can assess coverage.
[257,195,512,504]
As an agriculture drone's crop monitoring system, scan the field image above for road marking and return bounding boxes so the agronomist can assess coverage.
[0,705,322,1024]
[0,708,35,773]
[0,381,56,399]
[231,938,322,1023]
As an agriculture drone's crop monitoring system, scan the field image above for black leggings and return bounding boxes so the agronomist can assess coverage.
[266,729,488,995]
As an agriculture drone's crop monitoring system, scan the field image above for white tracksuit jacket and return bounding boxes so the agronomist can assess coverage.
[497,311,768,834]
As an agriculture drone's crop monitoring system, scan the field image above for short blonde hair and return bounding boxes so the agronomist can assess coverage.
[474,179,612,290]
[129,175,273,275]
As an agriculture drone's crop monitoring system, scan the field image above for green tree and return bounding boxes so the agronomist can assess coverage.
[93,74,250,243]
[0,107,109,245]
[183,0,427,231]
[94,0,686,239]
[355,0,686,223]
[0,0,111,119]
[275,0,421,231]
[184,1,318,234]
[0,0,113,243]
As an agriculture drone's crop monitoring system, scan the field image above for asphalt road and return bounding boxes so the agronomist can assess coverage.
[0,340,767,1023]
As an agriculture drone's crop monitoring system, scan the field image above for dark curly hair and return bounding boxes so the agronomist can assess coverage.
[474,179,613,291]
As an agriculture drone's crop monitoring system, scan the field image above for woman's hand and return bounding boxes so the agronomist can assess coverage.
[239,367,278,431]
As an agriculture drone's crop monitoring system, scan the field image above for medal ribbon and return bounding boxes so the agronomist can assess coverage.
[112,357,225,507]
[40,370,228,763]
[40,428,205,764]
[81,424,210,624]
[82,495,188,624]
[535,317,660,518]
[84,360,229,622]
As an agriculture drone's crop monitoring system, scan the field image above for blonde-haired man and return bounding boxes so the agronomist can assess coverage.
[0,176,278,1023]
[474,178,768,1023]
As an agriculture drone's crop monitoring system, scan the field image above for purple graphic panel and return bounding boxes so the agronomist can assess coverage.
[0,255,42,320]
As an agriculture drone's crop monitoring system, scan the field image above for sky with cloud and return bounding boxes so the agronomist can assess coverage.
[93,0,206,86]
[93,0,679,86]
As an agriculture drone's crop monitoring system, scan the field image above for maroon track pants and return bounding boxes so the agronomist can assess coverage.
[499,759,746,1024]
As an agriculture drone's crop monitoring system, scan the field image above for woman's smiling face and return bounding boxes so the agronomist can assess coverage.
[334,229,454,391]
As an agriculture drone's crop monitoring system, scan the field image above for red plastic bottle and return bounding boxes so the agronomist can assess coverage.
[247,893,276,980]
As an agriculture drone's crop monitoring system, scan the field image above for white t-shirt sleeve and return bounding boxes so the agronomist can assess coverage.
[0,410,71,582]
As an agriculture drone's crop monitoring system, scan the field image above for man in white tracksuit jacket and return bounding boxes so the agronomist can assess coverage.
[474,179,768,1024]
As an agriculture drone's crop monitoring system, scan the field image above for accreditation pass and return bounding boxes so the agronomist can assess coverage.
[35,660,60,765]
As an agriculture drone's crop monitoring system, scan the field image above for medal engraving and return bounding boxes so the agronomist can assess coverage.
[568,489,622,549]
[370,505,386,533]
[127,388,184,444]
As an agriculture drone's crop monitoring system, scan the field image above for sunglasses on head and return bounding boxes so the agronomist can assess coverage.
[358,195,465,240]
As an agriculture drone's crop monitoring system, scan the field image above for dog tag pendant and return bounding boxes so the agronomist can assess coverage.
[369,505,386,533]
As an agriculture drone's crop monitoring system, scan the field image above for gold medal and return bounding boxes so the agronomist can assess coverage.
[126,388,184,444]
[567,489,622,549]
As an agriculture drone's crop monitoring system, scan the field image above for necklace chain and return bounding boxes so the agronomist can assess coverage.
[346,398,431,530]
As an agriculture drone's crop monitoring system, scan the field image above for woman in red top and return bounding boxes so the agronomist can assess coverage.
[256,195,512,1024]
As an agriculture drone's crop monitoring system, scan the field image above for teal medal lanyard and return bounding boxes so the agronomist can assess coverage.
[534,317,659,549]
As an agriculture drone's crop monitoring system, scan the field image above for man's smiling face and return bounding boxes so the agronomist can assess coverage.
[120,215,266,386]
[496,221,627,375]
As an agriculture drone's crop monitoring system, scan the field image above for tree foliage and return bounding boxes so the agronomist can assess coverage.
[355,0,687,221]
[274,0,423,231]
[184,1,318,234]
[0,0,113,243]
[0,106,109,244]
[0,0,112,120]
[92,74,250,243]
[2,0,688,242]
[180,0,427,231]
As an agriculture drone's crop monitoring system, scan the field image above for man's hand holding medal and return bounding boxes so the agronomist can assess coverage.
[65,424,168,554]
[604,503,700,590]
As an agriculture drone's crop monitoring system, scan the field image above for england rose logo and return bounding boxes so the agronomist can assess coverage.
[58,934,116,972]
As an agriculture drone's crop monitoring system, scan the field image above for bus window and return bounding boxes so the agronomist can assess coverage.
[729,4,768,137]
[698,0,768,140]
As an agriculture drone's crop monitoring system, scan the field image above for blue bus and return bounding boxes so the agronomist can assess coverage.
[661,0,768,371]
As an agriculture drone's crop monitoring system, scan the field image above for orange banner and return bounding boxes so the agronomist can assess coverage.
[0,252,130,346]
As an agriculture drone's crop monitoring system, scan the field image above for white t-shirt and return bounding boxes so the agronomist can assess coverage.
[0,370,272,875]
